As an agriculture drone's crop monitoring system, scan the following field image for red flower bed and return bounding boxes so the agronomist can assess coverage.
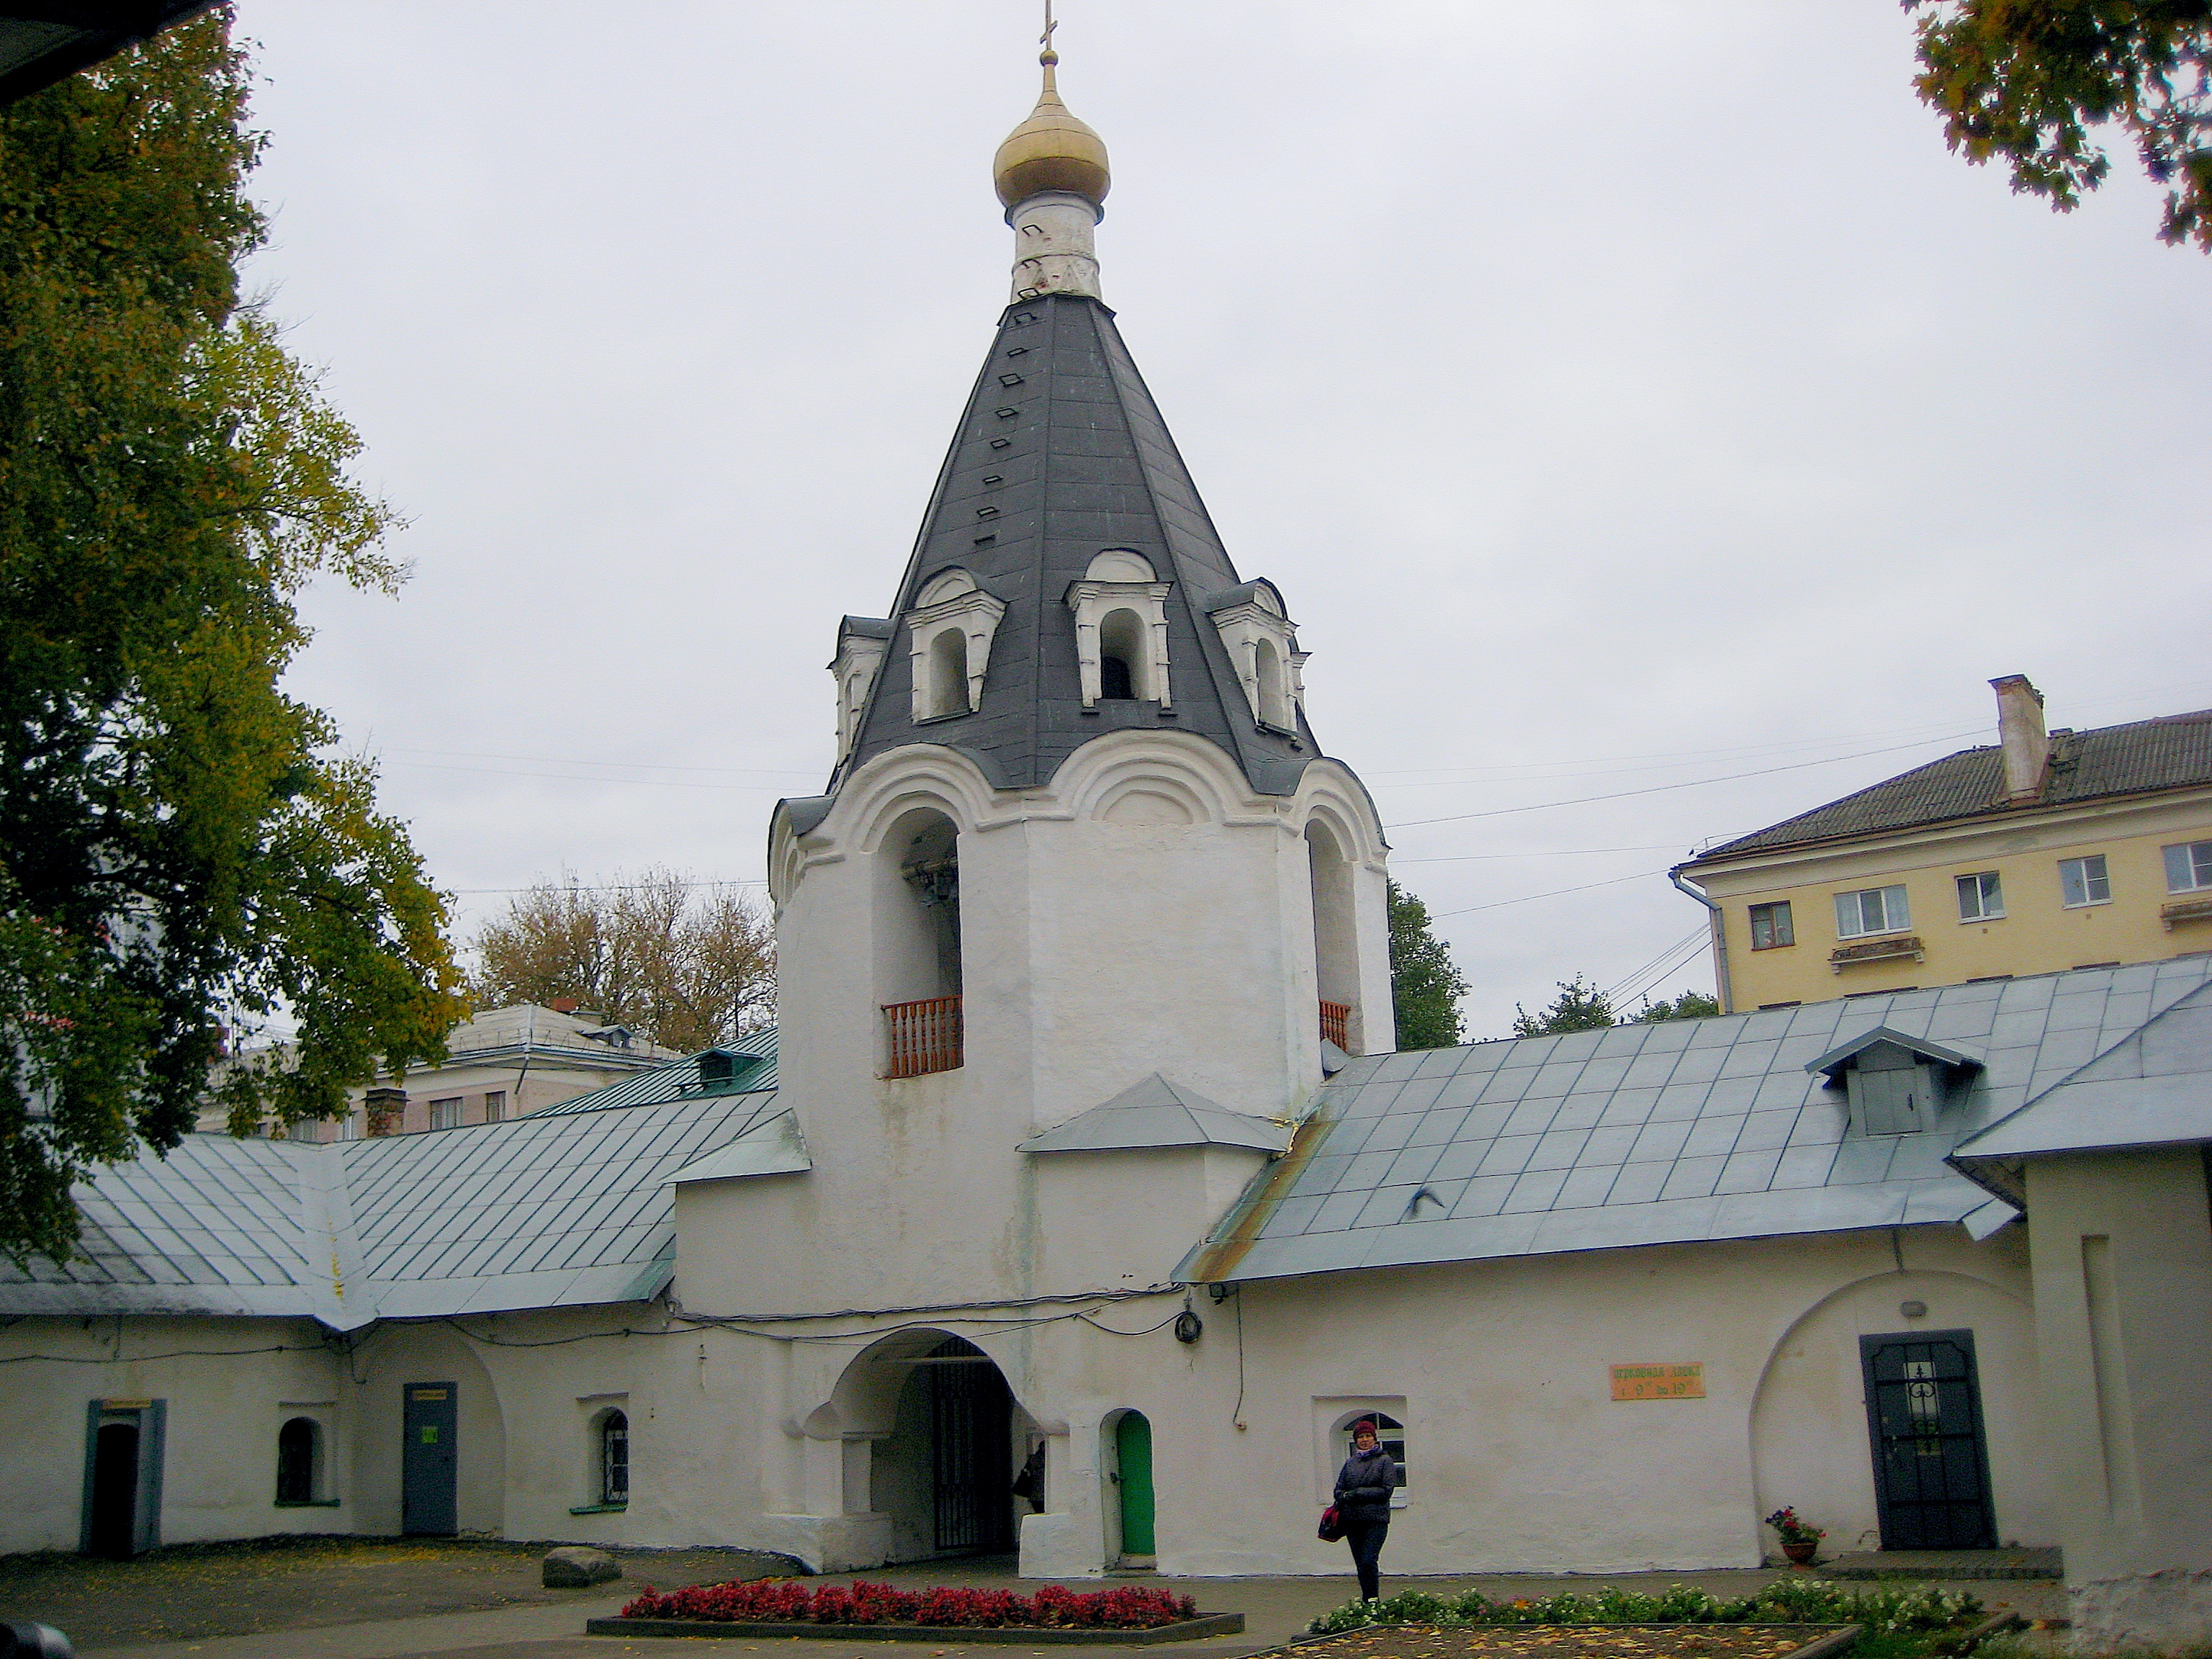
[619,1579,1200,1629]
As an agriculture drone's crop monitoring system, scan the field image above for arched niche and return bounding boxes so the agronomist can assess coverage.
[1748,1266,2046,1557]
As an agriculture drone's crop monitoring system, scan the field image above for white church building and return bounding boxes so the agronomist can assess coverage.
[5,45,2210,1656]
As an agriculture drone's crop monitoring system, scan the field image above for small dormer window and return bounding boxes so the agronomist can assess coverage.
[1205,580,1306,732]
[907,569,1006,724]
[830,617,892,757]
[1066,550,1173,710]
[1804,1028,1982,1138]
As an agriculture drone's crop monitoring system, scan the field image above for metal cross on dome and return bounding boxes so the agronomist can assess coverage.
[1040,0,1057,58]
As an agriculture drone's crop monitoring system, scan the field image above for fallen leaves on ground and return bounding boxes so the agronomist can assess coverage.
[1299,1625,1844,1659]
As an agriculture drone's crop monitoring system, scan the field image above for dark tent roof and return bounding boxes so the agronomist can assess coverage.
[827,292,1318,799]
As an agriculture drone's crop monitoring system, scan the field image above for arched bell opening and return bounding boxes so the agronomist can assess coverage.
[1306,817,1360,1053]
[876,807,963,1076]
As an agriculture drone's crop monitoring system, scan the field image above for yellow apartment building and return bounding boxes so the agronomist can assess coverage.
[1674,677,2212,1011]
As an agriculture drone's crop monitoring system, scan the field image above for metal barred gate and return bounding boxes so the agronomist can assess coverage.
[927,1336,1013,1554]
[1860,1331,1997,1550]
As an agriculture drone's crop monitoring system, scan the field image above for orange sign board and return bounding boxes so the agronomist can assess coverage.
[1609,1362,1705,1401]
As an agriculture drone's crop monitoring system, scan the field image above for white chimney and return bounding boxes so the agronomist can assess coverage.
[1992,675,2049,803]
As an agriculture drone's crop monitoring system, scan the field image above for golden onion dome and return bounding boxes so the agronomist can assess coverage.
[992,53,1110,210]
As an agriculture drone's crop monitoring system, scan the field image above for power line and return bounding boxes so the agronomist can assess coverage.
[1430,868,1666,919]
[1390,728,1983,832]
[1394,842,1689,863]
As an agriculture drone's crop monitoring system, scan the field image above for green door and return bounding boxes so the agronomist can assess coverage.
[1115,1411,1155,1556]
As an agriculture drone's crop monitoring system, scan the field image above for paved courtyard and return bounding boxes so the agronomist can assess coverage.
[0,1541,2065,1659]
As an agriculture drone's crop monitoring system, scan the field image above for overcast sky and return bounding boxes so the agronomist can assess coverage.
[239,1,2211,1040]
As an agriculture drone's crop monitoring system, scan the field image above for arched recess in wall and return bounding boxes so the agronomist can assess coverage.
[364,1324,510,1539]
[1305,816,1360,1051]
[875,806,964,1076]
[816,1328,1038,1565]
[1747,1264,2042,1558]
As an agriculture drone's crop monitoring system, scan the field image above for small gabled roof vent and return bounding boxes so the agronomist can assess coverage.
[1805,1026,1983,1083]
[1807,1026,1982,1138]
[696,1049,739,1087]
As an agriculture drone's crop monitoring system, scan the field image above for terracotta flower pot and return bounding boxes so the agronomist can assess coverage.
[1781,1539,1819,1565]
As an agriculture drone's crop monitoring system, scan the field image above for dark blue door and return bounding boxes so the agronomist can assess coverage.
[402,1382,458,1535]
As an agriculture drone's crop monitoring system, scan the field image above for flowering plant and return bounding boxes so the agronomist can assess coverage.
[620,1580,1198,1629]
[1763,1508,1827,1546]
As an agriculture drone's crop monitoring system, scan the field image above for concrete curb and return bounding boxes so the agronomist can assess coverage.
[586,1613,1248,1645]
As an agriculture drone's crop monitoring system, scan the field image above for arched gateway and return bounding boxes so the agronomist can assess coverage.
[823,1331,1035,1562]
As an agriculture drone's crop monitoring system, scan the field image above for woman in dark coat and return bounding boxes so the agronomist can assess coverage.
[1333,1419,1396,1602]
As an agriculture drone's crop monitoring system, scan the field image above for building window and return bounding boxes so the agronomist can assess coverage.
[482,1091,505,1123]
[1066,551,1173,710]
[2059,854,2110,909]
[1956,872,2004,921]
[276,1417,323,1504]
[1835,885,1910,939]
[2165,840,2212,894]
[428,1097,463,1131]
[599,1411,629,1506]
[1748,902,1794,950]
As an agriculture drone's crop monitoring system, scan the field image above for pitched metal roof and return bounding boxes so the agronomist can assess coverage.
[1017,1074,1289,1154]
[1,1089,783,1328]
[1689,709,2212,863]
[522,1025,778,1115]
[1950,979,2212,1184]
[1179,957,2212,1284]
[820,292,1319,800]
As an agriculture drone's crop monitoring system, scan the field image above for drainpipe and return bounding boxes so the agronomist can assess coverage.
[1668,865,1732,1015]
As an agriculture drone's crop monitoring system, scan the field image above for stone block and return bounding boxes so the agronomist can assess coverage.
[543,1546,621,1588]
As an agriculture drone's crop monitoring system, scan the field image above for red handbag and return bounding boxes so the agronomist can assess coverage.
[1317,1504,1344,1542]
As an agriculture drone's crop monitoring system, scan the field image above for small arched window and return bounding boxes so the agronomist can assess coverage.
[599,1410,629,1506]
[276,1416,322,1504]
[1254,638,1288,729]
[928,629,970,719]
[1097,608,1145,701]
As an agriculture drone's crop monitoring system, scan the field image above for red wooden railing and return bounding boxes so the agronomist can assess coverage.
[1319,1000,1352,1051]
[884,994,964,1077]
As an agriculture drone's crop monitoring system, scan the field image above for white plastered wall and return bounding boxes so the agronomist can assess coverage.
[2020,1148,2212,1654]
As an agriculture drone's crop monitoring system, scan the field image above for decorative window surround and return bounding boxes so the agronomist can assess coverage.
[1066,549,1172,709]
[906,570,1005,723]
[1205,580,1306,731]
[830,616,891,757]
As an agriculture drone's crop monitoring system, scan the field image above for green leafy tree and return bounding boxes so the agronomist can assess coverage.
[1511,975,1618,1038]
[1907,0,2212,250]
[471,870,776,1053]
[0,11,464,1265]
[1633,989,1722,1023]
[1387,881,1467,1050]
